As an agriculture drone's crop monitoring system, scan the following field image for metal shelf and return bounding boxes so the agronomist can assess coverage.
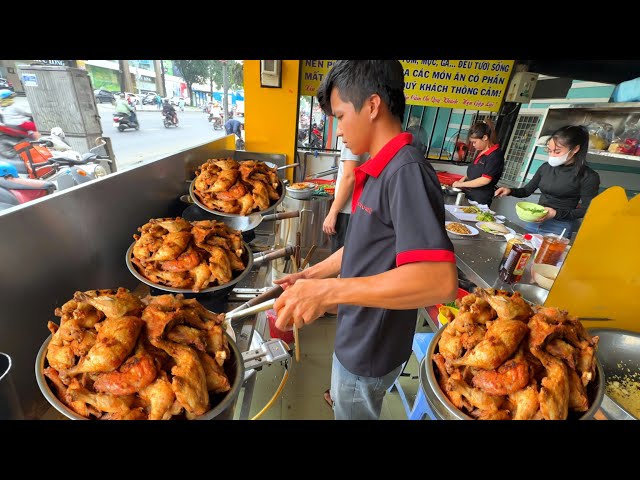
[587,149,640,162]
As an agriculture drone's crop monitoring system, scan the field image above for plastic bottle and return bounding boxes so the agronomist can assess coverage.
[499,242,535,284]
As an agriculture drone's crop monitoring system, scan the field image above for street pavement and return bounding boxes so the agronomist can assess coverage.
[11,97,229,171]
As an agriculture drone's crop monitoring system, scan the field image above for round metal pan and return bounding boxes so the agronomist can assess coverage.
[419,326,604,420]
[189,175,285,218]
[126,240,254,295]
[35,330,244,421]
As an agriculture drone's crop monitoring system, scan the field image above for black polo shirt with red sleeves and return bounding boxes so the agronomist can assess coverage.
[335,132,455,377]
[465,144,504,205]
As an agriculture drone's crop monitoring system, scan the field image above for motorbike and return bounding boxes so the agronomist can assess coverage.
[163,111,178,128]
[113,113,139,132]
[0,121,37,159]
[11,137,112,191]
[213,116,223,130]
[0,161,55,211]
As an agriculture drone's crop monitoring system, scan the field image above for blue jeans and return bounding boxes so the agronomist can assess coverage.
[330,352,403,420]
[521,218,576,238]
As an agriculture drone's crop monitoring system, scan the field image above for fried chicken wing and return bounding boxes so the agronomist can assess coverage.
[74,288,144,319]
[437,319,464,361]
[64,316,143,377]
[151,339,209,418]
[447,377,504,412]
[138,371,180,420]
[207,246,232,285]
[44,367,101,419]
[567,367,589,412]
[450,319,528,370]
[477,288,532,321]
[147,231,191,262]
[92,339,157,395]
[198,351,231,393]
[471,349,530,396]
[67,384,136,414]
[531,347,569,420]
[167,325,207,352]
[508,383,540,420]
[141,304,183,340]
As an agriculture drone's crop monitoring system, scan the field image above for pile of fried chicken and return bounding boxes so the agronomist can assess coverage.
[193,158,281,215]
[131,217,246,292]
[43,288,232,420]
[433,288,600,420]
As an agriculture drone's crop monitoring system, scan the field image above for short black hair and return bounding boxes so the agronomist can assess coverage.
[316,61,406,122]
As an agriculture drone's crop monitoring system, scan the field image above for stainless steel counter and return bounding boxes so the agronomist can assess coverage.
[442,195,537,290]
[420,194,537,332]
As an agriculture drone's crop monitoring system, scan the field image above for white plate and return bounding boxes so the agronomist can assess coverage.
[444,205,503,223]
[445,221,479,236]
[475,222,515,236]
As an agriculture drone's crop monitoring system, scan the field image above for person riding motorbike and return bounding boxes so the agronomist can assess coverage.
[115,93,138,126]
[162,99,178,125]
[0,89,40,139]
[210,102,223,128]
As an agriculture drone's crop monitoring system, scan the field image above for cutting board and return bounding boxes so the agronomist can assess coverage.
[546,186,640,332]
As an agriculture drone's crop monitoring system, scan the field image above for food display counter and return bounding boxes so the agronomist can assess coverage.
[420,194,534,332]
[0,142,288,420]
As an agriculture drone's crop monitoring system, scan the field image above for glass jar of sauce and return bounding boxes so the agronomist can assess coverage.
[499,242,534,284]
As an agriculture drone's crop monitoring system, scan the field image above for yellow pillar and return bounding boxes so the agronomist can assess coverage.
[244,60,300,177]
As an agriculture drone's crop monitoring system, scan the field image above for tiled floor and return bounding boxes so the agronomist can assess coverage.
[235,314,434,420]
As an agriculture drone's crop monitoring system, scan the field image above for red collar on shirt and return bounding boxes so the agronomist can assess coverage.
[473,143,500,164]
[351,132,412,212]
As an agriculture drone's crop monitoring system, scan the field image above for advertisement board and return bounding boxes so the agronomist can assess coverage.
[300,60,515,112]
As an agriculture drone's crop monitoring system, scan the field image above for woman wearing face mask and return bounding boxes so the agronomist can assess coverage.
[494,125,600,238]
[452,118,504,207]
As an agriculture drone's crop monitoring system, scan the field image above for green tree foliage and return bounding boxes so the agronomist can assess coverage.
[171,60,209,102]
[204,60,244,118]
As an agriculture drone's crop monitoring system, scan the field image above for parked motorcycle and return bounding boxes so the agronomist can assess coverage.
[0,122,38,159]
[163,112,178,128]
[12,137,111,191]
[0,160,55,211]
[113,113,139,132]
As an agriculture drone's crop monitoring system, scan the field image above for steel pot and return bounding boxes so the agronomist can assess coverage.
[189,176,286,218]
[419,326,605,420]
[126,240,254,296]
[35,330,244,420]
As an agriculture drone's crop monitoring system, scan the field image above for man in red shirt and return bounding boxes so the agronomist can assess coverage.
[273,61,458,420]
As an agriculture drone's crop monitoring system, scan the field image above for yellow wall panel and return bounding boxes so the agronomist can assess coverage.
[546,187,640,332]
[244,60,300,172]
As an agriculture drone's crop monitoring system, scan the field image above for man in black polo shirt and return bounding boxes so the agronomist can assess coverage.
[273,61,458,420]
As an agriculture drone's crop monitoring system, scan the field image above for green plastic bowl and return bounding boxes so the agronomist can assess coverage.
[516,201,548,221]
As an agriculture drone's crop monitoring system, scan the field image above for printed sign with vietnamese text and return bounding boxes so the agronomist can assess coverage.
[300,60,337,96]
[400,60,514,112]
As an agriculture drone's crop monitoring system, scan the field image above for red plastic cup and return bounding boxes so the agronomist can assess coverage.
[267,309,295,343]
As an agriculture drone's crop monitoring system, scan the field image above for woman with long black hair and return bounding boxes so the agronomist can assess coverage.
[452,118,504,207]
[494,125,600,238]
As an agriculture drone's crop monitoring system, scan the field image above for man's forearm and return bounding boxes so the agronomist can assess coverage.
[322,261,457,309]
[303,247,343,279]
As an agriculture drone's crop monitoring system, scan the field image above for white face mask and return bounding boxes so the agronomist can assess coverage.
[548,152,570,167]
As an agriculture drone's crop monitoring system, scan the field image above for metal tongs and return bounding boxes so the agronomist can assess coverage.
[225,284,284,322]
